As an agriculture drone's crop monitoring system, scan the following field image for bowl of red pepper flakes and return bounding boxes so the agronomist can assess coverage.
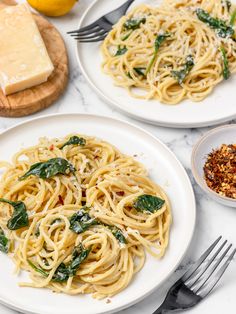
[191,124,236,207]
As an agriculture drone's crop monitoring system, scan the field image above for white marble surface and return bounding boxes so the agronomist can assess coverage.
[0,1,235,313]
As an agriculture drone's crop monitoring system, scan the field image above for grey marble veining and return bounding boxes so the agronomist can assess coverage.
[0,1,235,314]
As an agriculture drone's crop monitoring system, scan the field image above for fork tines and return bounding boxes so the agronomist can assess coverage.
[182,236,236,298]
[68,0,136,43]
[67,21,99,35]
[68,19,109,42]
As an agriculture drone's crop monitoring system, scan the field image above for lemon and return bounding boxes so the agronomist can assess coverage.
[27,0,77,17]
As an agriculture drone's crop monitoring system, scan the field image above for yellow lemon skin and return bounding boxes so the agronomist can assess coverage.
[27,0,77,17]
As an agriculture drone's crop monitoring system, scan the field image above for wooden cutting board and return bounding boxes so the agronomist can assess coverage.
[0,0,68,117]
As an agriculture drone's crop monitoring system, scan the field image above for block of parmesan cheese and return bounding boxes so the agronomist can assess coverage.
[0,4,54,95]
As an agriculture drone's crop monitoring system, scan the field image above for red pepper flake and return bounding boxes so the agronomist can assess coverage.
[49,144,54,151]
[106,299,111,304]
[203,144,236,199]
[58,195,64,205]
[116,191,125,196]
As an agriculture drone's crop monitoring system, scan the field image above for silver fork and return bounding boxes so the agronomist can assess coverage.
[153,236,236,314]
[67,0,135,42]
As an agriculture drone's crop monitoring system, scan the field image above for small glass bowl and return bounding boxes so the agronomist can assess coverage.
[191,124,236,208]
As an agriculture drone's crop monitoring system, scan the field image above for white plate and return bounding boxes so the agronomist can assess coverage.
[0,113,195,314]
[76,0,236,128]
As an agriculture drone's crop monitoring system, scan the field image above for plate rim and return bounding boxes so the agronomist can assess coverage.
[75,0,236,128]
[0,113,196,314]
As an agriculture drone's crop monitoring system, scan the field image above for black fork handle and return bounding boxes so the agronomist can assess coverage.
[126,0,135,12]
[105,0,136,24]
[153,304,182,314]
[153,303,168,314]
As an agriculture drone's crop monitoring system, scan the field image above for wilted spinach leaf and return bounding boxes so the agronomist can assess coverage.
[28,259,48,277]
[121,30,133,41]
[0,227,8,253]
[28,243,90,282]
[68,244,90,276]
[106,225,127,244]
[52,263,68,282]
[60,136,86,150]
[69,208,98,234]
[196,8,234,38]
[124,17,146,30]
[52,244,90,282]
[133,194,165,214]
[220,47,230,79]
[115,46,128,56]
[171,55,194,84]
[134,67,146,76]
[146,32,171,74]
[0,198,29,230]
[19,158,76,181]
[69,208,126,244]
[51,218,62,226]
[126,72,133,79]
[121,17,146,41]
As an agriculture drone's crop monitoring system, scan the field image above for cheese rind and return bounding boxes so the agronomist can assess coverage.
[0,4,54,95]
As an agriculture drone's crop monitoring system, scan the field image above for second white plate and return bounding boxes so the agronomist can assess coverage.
[0,113,195,314]
[76,0,236,128]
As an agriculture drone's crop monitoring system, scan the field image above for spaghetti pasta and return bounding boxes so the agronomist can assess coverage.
[0,134,171,299]
[101,0,236,105]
